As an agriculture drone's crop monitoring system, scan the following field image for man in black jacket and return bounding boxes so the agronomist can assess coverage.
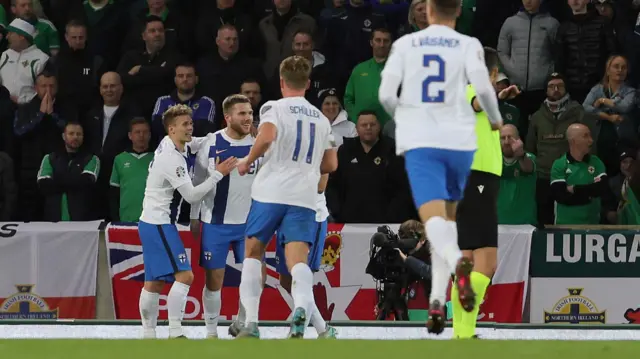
[117,16,182,118]
[555,0,617,103]
[0,152,17,221]
[37,121,100,221]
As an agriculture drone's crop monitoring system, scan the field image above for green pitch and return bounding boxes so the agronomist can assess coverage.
[2,340,639,359]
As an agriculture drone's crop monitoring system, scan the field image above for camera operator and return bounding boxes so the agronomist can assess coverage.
[393,220,431,280]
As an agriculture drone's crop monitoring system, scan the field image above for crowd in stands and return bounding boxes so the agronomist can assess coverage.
[1,0,640,227]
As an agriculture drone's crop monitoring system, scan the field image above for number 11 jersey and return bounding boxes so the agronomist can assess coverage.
[382,24,486,154]
[250,97,333,211]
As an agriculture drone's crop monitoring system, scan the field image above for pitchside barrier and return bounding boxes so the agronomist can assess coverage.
[0,222,638,325]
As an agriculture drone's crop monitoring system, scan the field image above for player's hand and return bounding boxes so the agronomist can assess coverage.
[212,156,238,176]
[237,157,251,176]
[490,120,503,131]
[190,219,201,241]
[511,138,525,158]
[497,85,521,100]
[129,65,141,75]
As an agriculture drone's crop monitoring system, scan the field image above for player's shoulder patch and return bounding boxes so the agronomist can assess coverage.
[260,102,275,115]
[175,166,186,178]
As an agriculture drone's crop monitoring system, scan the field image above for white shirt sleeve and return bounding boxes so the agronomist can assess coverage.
[379,39,405,116]
[189,135,216,219]
[159,153,191,189]
[258,101,278,127]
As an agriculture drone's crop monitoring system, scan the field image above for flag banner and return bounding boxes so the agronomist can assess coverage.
[529,229,640,324]
[105,223,532,322]
[0,221,101,319]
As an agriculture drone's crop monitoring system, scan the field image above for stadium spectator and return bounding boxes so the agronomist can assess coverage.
[594,0,632,52]
[151,63,215,143]
[270,30,333,105]
[610,148,636,210]
[117,15,181,119]
[239,78,263,126]
[12,0,59,55]
[195,0,260,59]
[14,71,75,221]
[396,0,427,37]
[37,121,100,221]
[555,0,616,103]
[495,73,522,131]
[319,0,346,33]
[109,117,153,222]
[0,18,49,104]
[0,151,16,220]
[344,27,392,126]
[327,110,401,223]
[525,73,594,225]
[197,25,264,128]
[456,0,475,35]
[54,20,100,120]
[259,0,316,80]
[472,0,520,49]
[550,123,607,225]
[318,88,356,148]
[583,55,637,175]
[498,124,537,225]
[498,0,559,137]
[84,72,140,218]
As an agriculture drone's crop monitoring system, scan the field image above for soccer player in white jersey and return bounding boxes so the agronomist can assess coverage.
[189,94,260,338]
[234,56,338,338]
[378,0,503,335]
[137,104,238,339]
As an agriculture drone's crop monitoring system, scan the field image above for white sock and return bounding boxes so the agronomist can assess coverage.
[309,303,327,333]
[236,297,246,324]
[239,258,263,325]
[290,262,313,326]
[167,281,190,337]
[429,250,449,305]
[202,288,221,336]
[139,289,159,338]
[425,216,462,273]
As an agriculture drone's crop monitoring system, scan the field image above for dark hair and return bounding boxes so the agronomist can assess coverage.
[483,47,501,72]
[36,70,56,81]
[357,110,378,119]
[293,30,314,42]
[241,78,260,86]
[429,0,460,19]
[65,19,86,31]
[175,62,196,75]
[129,117,149,132]
[64,120,83,131]
[371,27,392,40]
[143,15,164,32]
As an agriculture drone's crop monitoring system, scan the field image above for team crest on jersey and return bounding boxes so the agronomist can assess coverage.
[192,103,199,110]
[261,105,272,115]
[176,166,186,178]
[374,157,382,165]
[588,166,595,174]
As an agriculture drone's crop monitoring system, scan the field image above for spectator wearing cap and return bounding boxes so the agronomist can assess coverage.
[583,54,636,175]
[117,15,182,119]
[498,0,559,136]
[270,30,334,106]
[525,72,595,225]
[0,18,49,104]
[555,0,617,104]
[12,0,59,56]
[318,88,356,147]
[495,73,522,131]
[607,148,636,222]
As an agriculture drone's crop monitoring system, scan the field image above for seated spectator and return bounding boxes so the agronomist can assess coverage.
[344,27,392,126]
[583,54,637,175]
[37,121,100,221]
[555,0,616,103]
[0,18,49,104]
[239,79,264,126]
[550,124,607,225]
[110,117,153,222]
[525,73,594,225]
[0,151,16,220]
[498,124,537,225]
[117,16,181,118]
[396,0,427,38]
[259,0,316,80]
[152,63,215,143]
[318,88,356,147]
[12,0,59,56]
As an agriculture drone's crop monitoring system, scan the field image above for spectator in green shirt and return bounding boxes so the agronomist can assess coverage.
[344,27,392,127]
[109,117,153,222]
[12,0,60,56]
[495,72,521,129]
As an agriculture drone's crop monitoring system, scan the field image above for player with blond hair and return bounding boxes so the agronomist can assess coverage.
[137,104,237,339]
[235,56,338,338]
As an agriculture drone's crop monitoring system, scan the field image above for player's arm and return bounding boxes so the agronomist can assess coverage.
[163,154,230,204]
[378,40,404,116]
[189,141,212,220]
[465,40,503,129]
[241,103,277,170]
[320,130,338,174]
[318,174,329,194]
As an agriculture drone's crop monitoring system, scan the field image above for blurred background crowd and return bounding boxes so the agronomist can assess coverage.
[1,0,640,227]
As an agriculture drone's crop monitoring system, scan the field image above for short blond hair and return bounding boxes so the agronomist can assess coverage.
[162,104,193,130]
[279,56,312,90]
[408,0,427,26]
[222,94,251,115]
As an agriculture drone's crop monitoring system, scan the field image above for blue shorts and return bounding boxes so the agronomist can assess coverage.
[138,221,191,282]
[200,223,245,270]
[404,147,475,208]
[245,200,317,246]
[275,220,328,276]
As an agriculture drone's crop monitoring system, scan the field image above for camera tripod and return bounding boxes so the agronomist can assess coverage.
[375,281,410,321]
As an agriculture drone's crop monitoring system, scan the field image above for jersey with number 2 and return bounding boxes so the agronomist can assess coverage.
[382,24,486,153]
[250,97,333,211]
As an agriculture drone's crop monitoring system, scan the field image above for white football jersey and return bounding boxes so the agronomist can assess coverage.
[381,24,486,154]
[139,141,197,224]
[251,98,333,210]
[192,130,260,224]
